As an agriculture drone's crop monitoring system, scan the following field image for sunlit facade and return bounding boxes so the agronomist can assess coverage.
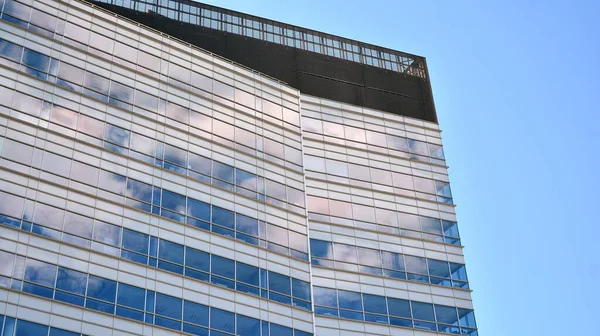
[0,0,476,335]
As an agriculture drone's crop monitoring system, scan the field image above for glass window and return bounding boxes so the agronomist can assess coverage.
[306,196,329,214]
[155,293,182,319]
[33,203,64,230]
[412,302,435,321]
[344,126,366,143]
[0,250,15,277]
[310,240,332,259]
[338,290,362,311]
[22,48,50,72]
[211,255,234,279]
[405,256,428,275]
[69,155,101,185]
[0,190,25,220]
[458,308,477,327]
[134,90,158,112]
[357,247,382,267]
[212,206,234,229]
[268,272,290,295]
[42,152,71,177]
[349,163,370,180]
[443,220,460,238]
[408,139,429,156]
[265,179,286,201]
[352,204,375,223]
[436,181,453,198]
[236,315,260,336]
[15,320,47,336]
[138,51,160,70]
[184,300,209,326]
[0,38,23,62]
[210,308,235,333]
[2,139,33,165]
[326,159,348,177]
[24,259,56,287]
[126,179,152,203]
[370,168,392,185]
[322,121,344,138]
[429,144,445,160]
[329,200,352,218]
[213,161,234,182]
[267,224,288,246]
[236,214,258,236]
[77,114,104,139]
[421,217,443,235]
[236,263,259,286]
[57,62,84,87]
[289,230,307,253]
[435,305,459,325]
[304,155,325,172]
[63,212,93,239]
[450,263,468,281]
[269,324,292,336]
[159,240,184,265]
[302,118,322,133]
[187,198,210,222]
[397,212,421,231]
[98,170,126,195]
[363,294,387,314]
[84,72,109,95]
[117,283,145,310]
[366,131,387,146]
[292,279,311,301]
[104,125,130,147]
[235,169,257,191]
[87,275,117,302]
[109,81,133,104]
[375,208,398,227]
[428,259,450,278]
[387,298,411,318]
[165,102,189,123]
[122,229,149,254]
[213,81,234,100]
[264,138,284,158]
[333,243,357,263]
[392,172,413,189]
[313,287,337,307]
[387,135,408,151]
[262,99,282,119]
[56,267,87,295]
[49,328,80,336]
[188,153,211,175]
[381,251,404,271]
[185,247,210,272]
[161,189,186,213]
[92,221,121,247]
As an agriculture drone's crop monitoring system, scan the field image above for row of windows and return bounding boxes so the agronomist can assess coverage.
[0,83,306,212]
[305,154,453,204]
[0,30,304,172]
[302,116,446,166]
[0,315,82,336]
[313,287,477,335]
[0,191,312,310]
[94,0,427,77]
[0,138,310,259]
[306,195,461,245]
[0,252,313,336]
[310,239,468,289]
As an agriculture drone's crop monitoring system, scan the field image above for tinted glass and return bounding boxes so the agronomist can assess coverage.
[411,302,435,321]
[363,294,387,314]
[212,207,234,229]
[236,263,259,286]
[87,275,117,302]
[268,272,290,295]
[210,308,235,333]
[15,320,47,336]
[236,315,260,336]
[159,240,184,264]
[184,300,209,326]
[292,279,311,301]
[211,255,234,279]
[310,240,332,259]
[185,247,210,271]
[24,259,56,287]
[435,305,459,324]
[117,283,145,310]
[161,189,186,213]
[338,290,362,310]
[122,229,148,254]
[187,198,210,222]
[155,293,182,319]
[314,287,337,307]
[387,298,411,318]
[56,267,87,295]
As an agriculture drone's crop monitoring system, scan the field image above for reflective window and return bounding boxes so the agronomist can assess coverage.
[15,320,47,336]
[2,139,32,165]
[70,161,99,186]
[363,293,387,314]
[270,324,293,336]
[87,275,117,302]
[0,38,23,62]
[357,247,382,267]
[24,259,56,287]
[159,240,184,265]
[267,224,288,246]
[405,256,428,275]
[333,242,357,263]
[314,287,337,307]
[184,300,209,326]
[211,255,234,279]
[117,283,145,310]
[92,221,121,247]
[338,290,362,311]
[122,229,149,254]
[126,179,152,203]
[411,302,435,321]
[237,315,260,336]
[213,161,234,182]
[22,48,50,72]
[388,298,412,318]
[210,308,235,333]
[185,247,210,272]
[236,214,258,236]
[156,293,182,319]
[236,263,259,286]
[292,279,311,301]
[42,152,71,177]
[161,189,186,213]
[435,305,459,325]
[187,198,210,222]
[310,240,332,259]
[268,272,290,295]
[212,206,234,229]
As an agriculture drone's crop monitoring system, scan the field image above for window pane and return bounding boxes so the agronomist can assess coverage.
[70,161,99,186]
[458,309,477,327]
[435,305,459,325]
[381,251,404,271]
[98,170,126,195]
[313,287,337,307]
[2,139,33,165]
[235,169,257,190]
[185,247,210,272]
[189,153,211,175]
[93,221,121,246]
[87,275,117,302]
[212,207,234,229]
[156,293,182,319]
[236,315,260,336]
[0,191,25,220]
[267,224,288,246]
[269,324,293,336]
[126,179,152,203]
[122,229,149,254]
[117,283,145,310]
[338,290,362,310]
[326,159,348,177]
[33,203,64,230]
[363,294,387,314]
[333,243,357,263]
[184,300,209,326]
[210,308,235,333]
[77,114,104,139]
[405,255,428,275]
[213,161,234,182]
[0,250,15,277]
[187,198,210,222]
[56,267,87,295]
[292,278,311,301]
[268,272,290,295]
[388,298,411,318]
[329,200,352,218]
[211,255,234,279]
[161,189,186,213]
[24,259,56,287]
[42,152,71,177]
[22,48,50,72]
[236,263,259,286]
[15,320,47,336]
[412,302,435,321]
[310,240,332,259]
[159,240,184,264]
[236,214,258,236]
[428,259,450,278]
[357,247,381,267]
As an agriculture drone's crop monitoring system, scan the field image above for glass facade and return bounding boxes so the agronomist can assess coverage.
[0,0,476,336]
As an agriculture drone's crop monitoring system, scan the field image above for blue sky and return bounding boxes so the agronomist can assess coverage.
[205,0,600,334]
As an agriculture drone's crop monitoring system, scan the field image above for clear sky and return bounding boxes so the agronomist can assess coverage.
[203,0,600,334]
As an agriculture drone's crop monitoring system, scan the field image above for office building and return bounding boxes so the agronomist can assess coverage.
[0,0,477,335]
